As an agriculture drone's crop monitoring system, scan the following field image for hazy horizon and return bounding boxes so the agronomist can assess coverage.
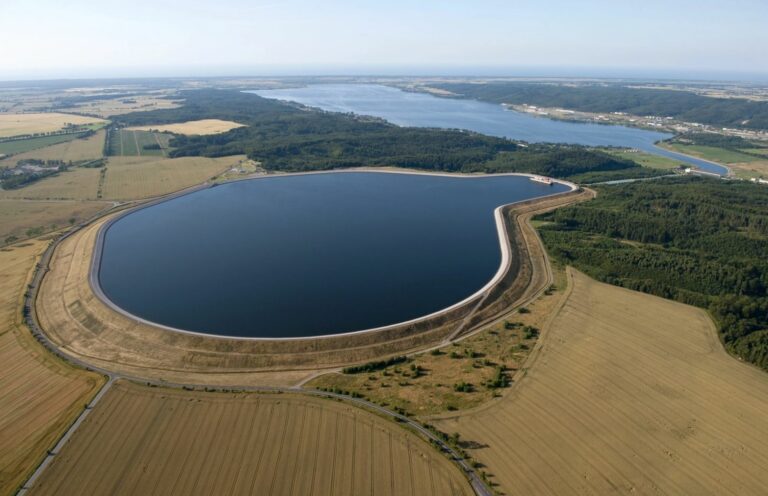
[2,0,767,82]
[3,65,768,84]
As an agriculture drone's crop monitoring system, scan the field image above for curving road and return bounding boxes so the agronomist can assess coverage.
[17,175,591,496]
[19,220,493,496]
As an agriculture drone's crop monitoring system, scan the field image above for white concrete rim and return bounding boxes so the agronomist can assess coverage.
[89,169,577,341]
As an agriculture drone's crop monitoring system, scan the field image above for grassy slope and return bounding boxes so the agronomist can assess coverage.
[604,148,685,169]
[664,142,762,164]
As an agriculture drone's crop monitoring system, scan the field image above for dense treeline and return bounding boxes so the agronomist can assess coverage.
[115,89,648,179]
[536,177,768,370]
[432,83,768,130]
[467,145,667,183]
[667,132,756,149]
[0,169,60,190]
[118,90,518,170]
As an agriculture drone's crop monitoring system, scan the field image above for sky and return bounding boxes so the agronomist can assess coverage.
[1,0,767,81]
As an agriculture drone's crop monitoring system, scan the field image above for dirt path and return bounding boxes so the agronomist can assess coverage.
[131,130,141,157]
[16,377,115,495]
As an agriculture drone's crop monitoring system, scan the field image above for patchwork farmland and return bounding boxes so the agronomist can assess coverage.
[107,129,172,157]
[1,130,107,167]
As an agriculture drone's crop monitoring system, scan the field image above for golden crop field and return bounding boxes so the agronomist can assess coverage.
[126,119,245,135]
[100,155,245,200]
[1,130,106,167]
[0,169,102,201]
[57,95,182,118]
[0,113,106,138]
[30,381,472,496]
[0,155,244,203]
[0,200,108,243]
[0,240,104,495]
[435,269,768,495]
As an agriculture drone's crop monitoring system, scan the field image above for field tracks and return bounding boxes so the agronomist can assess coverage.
[435,267,768,495]
[18,172,598,496]
[16,376,114,496]
[132,131,141,157]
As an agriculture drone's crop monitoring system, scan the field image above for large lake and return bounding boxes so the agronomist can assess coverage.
[98,172,570,338]
[252,84,727,175]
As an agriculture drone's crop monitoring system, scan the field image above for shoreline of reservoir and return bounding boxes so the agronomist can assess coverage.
[90,169,578,341]
[33,171,590,382]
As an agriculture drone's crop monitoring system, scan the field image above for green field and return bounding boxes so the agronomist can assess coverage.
[605,149,685,170]
[107,129,171,157]
[0,133,89,156]
[664,143,761,164]
[741,147,768,158]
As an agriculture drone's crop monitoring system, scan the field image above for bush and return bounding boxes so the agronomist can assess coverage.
[523,326,539,339]
[453,381,473,393]
[486,366,510,389]
[342,355,407,374]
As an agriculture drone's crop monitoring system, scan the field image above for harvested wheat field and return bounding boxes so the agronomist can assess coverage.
[30,381,471,496]
[59,95,182,118]
[0,200,108,243]
[0,240,104,495]
[0,169,103,201]
[0,155,244,202]
[0,113,105,138]
[435,268,768,495]
[100,155,245,199]
[1,130,106,167]
[126,119,245,135]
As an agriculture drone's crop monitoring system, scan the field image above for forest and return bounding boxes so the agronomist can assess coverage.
[536,177,768,370]
[432,82,768,130]
[114,89,648,180]
[667,132,756,149]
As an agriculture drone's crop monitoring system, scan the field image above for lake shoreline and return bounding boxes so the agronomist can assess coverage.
[253,84,729,176]
[34,173,590,383]
[91,168,577,341]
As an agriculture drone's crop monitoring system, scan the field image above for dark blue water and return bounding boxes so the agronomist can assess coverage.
[98,172,569,338]
[251,84,727,175]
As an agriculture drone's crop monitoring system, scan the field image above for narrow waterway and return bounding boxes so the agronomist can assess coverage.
[251,84,728,175]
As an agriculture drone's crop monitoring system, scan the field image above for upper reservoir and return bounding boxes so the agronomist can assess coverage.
[251,84,728,175]
[97,172,570,338]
